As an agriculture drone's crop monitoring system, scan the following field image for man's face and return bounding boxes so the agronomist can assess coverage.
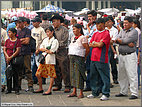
[16,21,24,29]
[88,14,96,24]
[123,20,132,30]
[52,19,60,28]
[32,22,40,28]
[105,20,113,27]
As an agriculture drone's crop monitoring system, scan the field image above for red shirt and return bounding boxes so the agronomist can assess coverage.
[90,30,110,63]
[4,38,21,57]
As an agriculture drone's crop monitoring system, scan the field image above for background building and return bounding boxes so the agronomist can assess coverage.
[1,1,141,11]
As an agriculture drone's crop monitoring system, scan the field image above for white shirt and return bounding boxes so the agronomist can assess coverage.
[106,26,118,45]
[40,36,59,64]
[135,27,141,47]
[31,26,47,49]
[68,35,88,57]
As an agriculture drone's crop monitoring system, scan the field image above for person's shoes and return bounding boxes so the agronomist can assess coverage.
[100,95,109,101]
[1,86,5,92]
[33,90,44,93]
[64,89,70,93]
[25,86,34,92]
[115,93,128,97]
[83,88,91,92]
[113,80,119,84]
[53,87,61,91]
[129,95,138,100]
[78,95,84,99]
[15,91,20,95]
[87,94,95,98]
[110,83,114,88]
[67,94,77,97]
[5,90,11,94]
[42,92,52,95]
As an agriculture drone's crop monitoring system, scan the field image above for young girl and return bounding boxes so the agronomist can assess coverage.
[68,24,90,98]
[3,28,21,95]
[33,26,59,95]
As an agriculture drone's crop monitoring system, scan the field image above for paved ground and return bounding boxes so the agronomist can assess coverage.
[1,77,141,106]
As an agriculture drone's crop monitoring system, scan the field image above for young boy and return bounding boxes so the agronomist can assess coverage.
[87,18,111,101]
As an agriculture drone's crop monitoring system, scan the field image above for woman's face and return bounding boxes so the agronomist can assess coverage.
[8,30,15,38]
[46,29,53,38]
[73,27,80,36]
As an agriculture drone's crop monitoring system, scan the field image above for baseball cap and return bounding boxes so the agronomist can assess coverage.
[17,17,26,22]
[11,16,18,21]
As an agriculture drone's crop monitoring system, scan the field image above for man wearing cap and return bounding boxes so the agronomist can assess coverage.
[16,17,34,92]
[49,13,71,93]
[7,16,17,34]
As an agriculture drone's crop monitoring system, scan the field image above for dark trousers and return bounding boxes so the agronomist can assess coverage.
[19,55,33,87]
[6,64,19,92]
[85,47,92,89]
[110,45,118,81]
[54,49,71,89]
[90,61,110,97]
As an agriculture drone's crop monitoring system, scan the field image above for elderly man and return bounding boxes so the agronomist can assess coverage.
[115,16,138,100]
[49,14,71,93]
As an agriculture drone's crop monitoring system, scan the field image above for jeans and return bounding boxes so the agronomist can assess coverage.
[90,61,110,97]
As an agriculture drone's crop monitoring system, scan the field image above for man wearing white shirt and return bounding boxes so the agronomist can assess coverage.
[105,16,119,84]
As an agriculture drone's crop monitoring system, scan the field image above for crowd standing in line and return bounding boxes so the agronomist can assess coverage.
[1,10,141,101]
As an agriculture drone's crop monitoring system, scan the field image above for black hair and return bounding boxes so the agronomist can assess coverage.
[133,19,140,29]
[63,19,69,25]
[107,15,115,24]
[124,16,133,23]
[45,26,56,39]
[8,28,17,36]
[87,10,97,16]
[119,21,124,29]
[73,24,84,35]
[42,13,48,20]
[104,17,109,23]
[95,18,105,24]
[26,18,30,24]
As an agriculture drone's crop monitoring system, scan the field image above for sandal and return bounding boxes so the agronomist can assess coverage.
[67,94,77,97]
[78,95,84,99]
[1,86,5,92]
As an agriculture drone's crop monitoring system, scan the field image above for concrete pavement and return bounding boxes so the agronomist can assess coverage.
[1,78,141,106]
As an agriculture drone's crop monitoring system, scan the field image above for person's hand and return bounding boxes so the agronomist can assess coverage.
[86,35,89,38]
[89,43,93,47]
[6,56,12,64]
[45,50,50,54]
[87,22,91,27]
[35,49,39,56]
[138,57,140,65]
[116,38,122,44]
[128,43,135,47]
[110,40,114,45]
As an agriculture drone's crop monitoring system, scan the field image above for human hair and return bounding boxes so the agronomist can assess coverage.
[45,26,56,39]
[8,28,17,36]
[95,18,105,24]
[26,18,30,24]
[63,19,69,25]
[124,16,133,23]
[71,18,77,24]
[73,24,84,35]
[104,17,109,23]
[87,10,97,16]
[42,13,48,20]
[133,19,140,29]
[119,21,124,29]
[107,15,115,24]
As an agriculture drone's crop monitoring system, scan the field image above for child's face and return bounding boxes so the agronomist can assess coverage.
[8,30,15,38]
[96,23,105,31]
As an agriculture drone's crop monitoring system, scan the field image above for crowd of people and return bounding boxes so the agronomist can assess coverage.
[1,10,141,101]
